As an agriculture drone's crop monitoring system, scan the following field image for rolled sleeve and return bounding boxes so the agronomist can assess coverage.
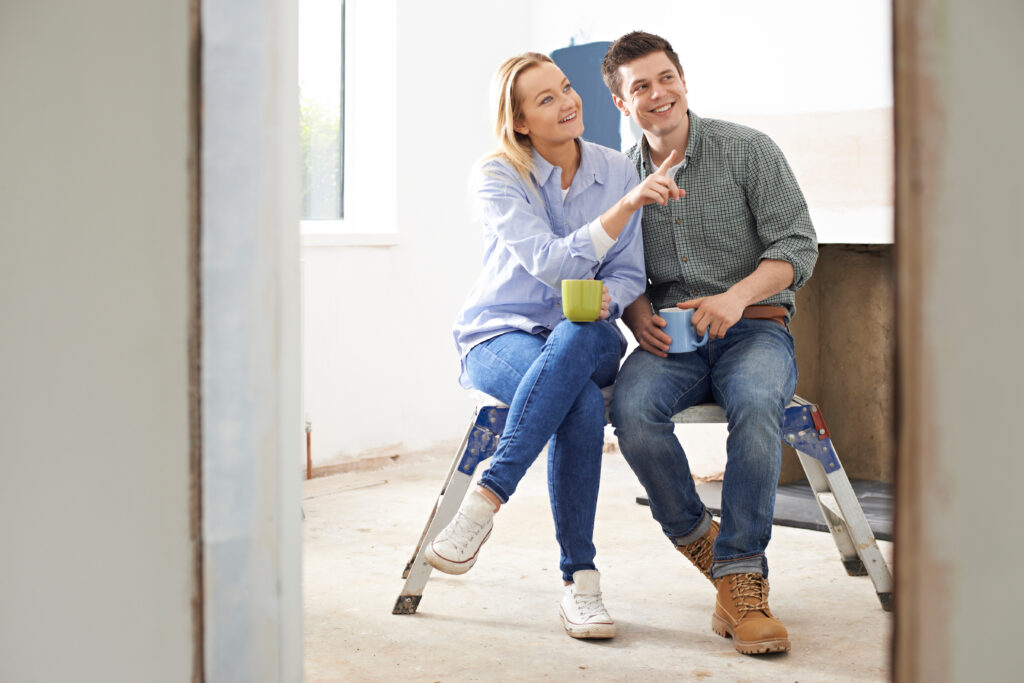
[747,135,819,291]
[588,216,617,260]
[760,233,818,290]
[597,211,645,318]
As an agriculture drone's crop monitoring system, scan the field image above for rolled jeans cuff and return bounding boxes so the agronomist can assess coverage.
[711,554,768,580]
[670,508,712,546]
[477,479,510,505]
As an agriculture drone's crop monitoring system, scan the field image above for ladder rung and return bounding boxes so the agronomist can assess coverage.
[817,492,842,519]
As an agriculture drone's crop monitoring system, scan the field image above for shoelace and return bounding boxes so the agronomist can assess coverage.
[681,534,715,577]
[730,574,770,616]
[447,511,486,553]
[573,591,608,621]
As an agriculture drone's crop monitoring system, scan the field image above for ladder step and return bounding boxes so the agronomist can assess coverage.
[817,492,842,519]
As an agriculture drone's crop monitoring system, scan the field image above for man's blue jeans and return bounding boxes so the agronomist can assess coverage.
[465,321,622,582]
[610,318,798,579]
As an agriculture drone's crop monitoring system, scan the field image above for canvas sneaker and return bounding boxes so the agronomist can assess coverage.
[424,488,495,574]
[559,569,616,639]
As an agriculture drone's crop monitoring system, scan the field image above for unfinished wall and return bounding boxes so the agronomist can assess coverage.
[0,2,195,680]
[894,0,1024,679]
[201,0,304,679]
[785,245,895,484]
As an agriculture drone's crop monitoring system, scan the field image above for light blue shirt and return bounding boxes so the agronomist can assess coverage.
[453,139,647,388]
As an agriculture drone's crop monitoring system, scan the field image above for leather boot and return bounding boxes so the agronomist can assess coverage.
[711,572,791,654]
[675,518,719,583]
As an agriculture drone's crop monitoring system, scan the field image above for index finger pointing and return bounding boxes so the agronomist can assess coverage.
[654,149,678,176]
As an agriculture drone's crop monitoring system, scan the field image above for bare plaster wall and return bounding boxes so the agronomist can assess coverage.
[201,0,303,678]
[786,245,895,484]
[0,2,195,680]
[894,1,1024,678]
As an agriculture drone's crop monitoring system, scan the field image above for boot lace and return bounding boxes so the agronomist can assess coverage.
[730,573,770,617]
[679,520,718,580]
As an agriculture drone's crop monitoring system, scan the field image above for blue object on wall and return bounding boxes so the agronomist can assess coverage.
[550,41,620,151]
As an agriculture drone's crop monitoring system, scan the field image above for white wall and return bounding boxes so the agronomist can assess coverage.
[302,0,894,465]
[528,0,895,244]
[0,2,194,680]
[301,0,531,462]
[528,0,892,115]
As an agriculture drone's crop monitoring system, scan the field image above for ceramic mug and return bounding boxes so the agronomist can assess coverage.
[659,307,710,353]
[561,279,603,322]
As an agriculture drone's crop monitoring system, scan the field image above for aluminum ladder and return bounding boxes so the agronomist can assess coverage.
[393,393,893,615]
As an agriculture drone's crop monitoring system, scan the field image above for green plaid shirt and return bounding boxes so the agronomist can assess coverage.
[628,110,818,320]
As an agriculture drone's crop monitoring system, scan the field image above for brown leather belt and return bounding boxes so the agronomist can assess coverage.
[743,305,787,327]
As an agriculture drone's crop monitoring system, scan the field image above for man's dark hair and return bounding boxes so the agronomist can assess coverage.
[601,31,684,98]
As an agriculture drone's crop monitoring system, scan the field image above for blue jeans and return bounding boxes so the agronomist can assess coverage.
[610,318,798,579]
[465,321,622,582]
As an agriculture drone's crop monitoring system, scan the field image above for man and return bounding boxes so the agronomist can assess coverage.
[602,31,818,655]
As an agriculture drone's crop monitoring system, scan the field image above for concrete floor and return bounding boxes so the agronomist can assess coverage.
[302,446,892,682]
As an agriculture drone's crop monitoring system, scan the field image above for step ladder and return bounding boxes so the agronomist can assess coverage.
[393,394,893,615]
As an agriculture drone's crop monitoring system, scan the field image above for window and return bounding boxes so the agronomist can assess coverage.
[299,0,398,246]
[299,0,344,221]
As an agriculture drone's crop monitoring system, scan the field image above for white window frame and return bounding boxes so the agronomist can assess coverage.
[301,0,399,247]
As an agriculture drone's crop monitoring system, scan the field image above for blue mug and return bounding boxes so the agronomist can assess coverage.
[659,307,709,353]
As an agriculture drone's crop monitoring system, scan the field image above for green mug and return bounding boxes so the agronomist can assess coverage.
[561,279,603,322]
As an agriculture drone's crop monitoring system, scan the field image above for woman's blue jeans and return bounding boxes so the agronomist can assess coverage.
[464,320,622,582]
[610,319,798,579]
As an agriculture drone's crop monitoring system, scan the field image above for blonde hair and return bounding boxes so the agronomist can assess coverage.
[486,52,555,185]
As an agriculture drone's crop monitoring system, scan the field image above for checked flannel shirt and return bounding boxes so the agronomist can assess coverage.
[628,110,818,320]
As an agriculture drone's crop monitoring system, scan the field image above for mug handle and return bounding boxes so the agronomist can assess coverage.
[695,328,710,347]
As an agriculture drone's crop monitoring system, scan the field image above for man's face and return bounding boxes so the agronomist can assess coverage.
[612,51,688,139]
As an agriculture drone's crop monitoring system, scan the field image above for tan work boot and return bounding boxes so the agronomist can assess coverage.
[711,572,791,654]
[676,518,719,583]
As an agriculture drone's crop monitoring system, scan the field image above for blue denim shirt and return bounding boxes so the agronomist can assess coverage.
[453,139,646,387]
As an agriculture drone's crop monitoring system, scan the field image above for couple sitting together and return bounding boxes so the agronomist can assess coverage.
[426,31,818,655]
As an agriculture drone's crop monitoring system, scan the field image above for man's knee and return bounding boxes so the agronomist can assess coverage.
[732,380,791,411]
[610,358,672,433]
[608,393,642,434]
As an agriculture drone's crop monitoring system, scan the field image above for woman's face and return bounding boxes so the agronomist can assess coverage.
[512,62,584,150]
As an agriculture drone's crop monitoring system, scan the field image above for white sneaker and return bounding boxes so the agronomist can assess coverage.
[560,569,616,639]
[424,489,496,575]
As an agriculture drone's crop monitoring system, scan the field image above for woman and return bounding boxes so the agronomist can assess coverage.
[427,53,683,639]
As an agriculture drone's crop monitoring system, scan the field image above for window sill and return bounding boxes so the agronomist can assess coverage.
[301,231,401,247]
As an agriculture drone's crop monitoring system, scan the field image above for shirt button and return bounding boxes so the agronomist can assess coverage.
[691,290,698,296]
[681,256,688,262]
[675,219,681,225]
